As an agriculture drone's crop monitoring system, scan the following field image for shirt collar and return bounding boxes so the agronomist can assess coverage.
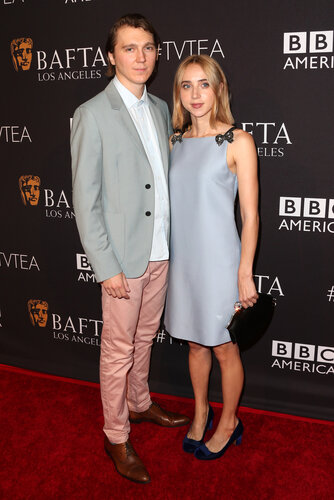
[113,75,148,109]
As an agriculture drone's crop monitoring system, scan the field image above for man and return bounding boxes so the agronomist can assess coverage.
[71,14,189,484]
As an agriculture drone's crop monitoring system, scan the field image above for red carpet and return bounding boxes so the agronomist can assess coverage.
[1,364,333,500]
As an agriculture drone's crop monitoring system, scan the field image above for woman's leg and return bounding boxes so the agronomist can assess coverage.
[187,341,212,440]
[204,341,244,452]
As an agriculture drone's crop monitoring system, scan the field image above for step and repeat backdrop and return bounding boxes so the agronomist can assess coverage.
[1,0,333,420]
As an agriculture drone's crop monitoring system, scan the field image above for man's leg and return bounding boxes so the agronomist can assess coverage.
[100,268,150,444]
[127,260,190,427]
[127,261,169,413]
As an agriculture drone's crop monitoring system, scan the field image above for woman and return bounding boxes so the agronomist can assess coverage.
[164,55,259,460]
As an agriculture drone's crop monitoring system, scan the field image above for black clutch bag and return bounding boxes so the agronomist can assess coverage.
[227,293,276,350]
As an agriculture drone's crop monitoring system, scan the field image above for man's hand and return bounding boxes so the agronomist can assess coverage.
[102,272,130,299]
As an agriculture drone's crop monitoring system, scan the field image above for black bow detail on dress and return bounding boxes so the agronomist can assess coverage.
[215,127,237,146]
[171,133,183,145]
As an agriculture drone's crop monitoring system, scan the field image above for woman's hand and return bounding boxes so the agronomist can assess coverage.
[238,274,258,309]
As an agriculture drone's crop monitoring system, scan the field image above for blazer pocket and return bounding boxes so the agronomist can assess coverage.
[103,212,125,264]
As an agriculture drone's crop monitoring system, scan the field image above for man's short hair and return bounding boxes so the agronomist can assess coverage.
[105,13,160,78]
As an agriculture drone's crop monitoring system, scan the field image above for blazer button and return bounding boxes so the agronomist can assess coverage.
[145,211,151,216]
[145,184,151,189]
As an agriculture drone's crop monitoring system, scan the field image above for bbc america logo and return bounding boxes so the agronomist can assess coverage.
[283,31,334,70]
[76,253,96,283]
[272,341,334,375]
[278,197,334,233]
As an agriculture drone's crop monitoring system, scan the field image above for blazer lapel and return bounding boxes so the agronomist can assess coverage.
[105,81,168,178]
[105,81,148,160]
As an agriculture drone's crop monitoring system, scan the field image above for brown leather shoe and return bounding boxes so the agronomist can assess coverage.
[104,437,150,484]
[129,401,190,427]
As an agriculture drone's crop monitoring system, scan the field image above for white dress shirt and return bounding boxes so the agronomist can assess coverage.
[113,76,169,261]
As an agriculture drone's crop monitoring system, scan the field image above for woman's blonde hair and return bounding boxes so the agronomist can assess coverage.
[172,54,234,131]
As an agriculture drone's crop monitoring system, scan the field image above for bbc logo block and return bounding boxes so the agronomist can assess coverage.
[76,253,92,271]
[272,341,334,364]
[283,31,333,54]
[279,197,334,218]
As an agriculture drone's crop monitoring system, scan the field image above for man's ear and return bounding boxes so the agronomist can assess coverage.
[108,51,116,66]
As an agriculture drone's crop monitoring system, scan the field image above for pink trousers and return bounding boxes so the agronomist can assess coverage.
[100,261,169,444]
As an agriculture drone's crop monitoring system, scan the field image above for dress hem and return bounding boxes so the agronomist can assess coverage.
[165,329,232,348]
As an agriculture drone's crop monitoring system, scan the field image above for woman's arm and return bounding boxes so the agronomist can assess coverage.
[232,131,259,308]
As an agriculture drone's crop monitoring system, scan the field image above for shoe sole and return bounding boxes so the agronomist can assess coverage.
[129,418,189,427]
[104,447,151,484]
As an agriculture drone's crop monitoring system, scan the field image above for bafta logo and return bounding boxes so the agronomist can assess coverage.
[27,300,49,328]
[10,38,33,72]
[19,175,41,206]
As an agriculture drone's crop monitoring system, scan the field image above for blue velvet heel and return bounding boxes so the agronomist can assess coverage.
[235,435,242,446]
[182,405,214,454]
[194,419,243,460]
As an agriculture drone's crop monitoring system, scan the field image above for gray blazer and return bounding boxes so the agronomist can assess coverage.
[71,80,173,282]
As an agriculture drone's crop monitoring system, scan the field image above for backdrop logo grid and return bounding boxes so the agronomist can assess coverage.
[2,2,333,420]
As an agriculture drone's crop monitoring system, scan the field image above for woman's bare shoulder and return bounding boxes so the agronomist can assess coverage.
[229,128,256,153]
[232,128,254,142]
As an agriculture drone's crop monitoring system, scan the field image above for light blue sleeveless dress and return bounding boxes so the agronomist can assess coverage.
[164,129,241,346]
